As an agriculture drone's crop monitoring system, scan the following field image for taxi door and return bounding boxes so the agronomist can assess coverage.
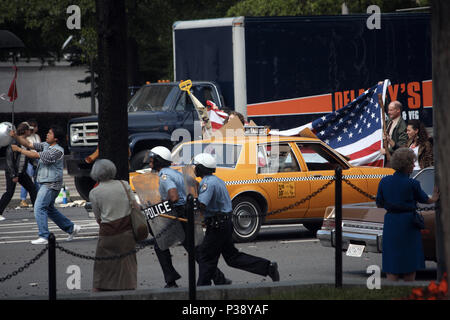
[295,142,368,219]
[256,142,310,221]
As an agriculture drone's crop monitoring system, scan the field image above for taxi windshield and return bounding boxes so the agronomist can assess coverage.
[172,143,242,168]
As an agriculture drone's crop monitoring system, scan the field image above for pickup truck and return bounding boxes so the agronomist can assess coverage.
[66,81,225,200]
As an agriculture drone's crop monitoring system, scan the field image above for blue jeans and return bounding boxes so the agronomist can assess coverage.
[34,184,74,239]
[21,163,40,200]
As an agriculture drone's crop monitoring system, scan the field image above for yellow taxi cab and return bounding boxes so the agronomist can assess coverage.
[163,126,394,242]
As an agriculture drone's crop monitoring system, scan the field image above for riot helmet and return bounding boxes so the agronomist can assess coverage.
[193,153,216,177]
[146,146,172,170]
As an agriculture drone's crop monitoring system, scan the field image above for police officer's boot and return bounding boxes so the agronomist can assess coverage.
[268,262,280,282]
[212,269,232,285]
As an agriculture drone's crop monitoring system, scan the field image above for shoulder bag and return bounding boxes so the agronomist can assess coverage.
[119,180,149,241]
[413,211,425,230]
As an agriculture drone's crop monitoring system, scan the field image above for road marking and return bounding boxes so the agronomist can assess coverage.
[0,217,99,244]
[0,219,95,228]
[0,236,98,245]
[279,239,319,244]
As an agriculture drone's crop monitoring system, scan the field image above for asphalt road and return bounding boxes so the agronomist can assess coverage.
[0,206,437,299]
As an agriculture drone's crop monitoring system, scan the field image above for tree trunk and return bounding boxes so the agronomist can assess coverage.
[127,36,140,87]
[126,0,140,88]
[95,0,129,181]
[432,0,450,293]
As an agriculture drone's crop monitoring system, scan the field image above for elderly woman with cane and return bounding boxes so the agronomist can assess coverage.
[376,148,439,281]
[89,159,137,292]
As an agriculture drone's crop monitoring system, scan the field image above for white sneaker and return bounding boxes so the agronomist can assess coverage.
[0,216,5,221]
[31,237,48,245]
[67,224,81,241]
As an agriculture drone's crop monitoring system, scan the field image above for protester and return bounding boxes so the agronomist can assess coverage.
[20,119,41,208]
[145,146,231,288]
[88,159,137,291]
[0,122,37,221]
[193,153,280,286]
[222,111,247,126]
[376,148,439,281]
[10,126,81,244]
[382,101,408,157]
[406,119,433,171]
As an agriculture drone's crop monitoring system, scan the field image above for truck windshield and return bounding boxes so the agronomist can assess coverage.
[128,85,178,112]
[172,143,242,168]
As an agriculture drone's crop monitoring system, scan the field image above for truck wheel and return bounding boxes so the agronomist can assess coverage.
[130,150,149,171]
[74,176,97,201]
[231,196,262,243]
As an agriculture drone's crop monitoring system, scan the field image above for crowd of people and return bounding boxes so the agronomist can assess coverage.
[0,101,438,288]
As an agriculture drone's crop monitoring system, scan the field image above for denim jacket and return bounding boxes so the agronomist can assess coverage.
[36,143,64,184]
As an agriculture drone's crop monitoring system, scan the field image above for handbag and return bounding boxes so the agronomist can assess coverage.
[119,180,149,241]
[413,211,425,230]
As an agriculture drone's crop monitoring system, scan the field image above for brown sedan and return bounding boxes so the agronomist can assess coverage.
[317,167,437,261]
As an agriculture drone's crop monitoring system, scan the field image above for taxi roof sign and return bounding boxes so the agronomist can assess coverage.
[244,125,270,136]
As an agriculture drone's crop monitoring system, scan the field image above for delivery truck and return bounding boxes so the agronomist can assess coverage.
[173,13,432,130]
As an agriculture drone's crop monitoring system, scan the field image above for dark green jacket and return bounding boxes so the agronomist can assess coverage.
[386,117,408,153]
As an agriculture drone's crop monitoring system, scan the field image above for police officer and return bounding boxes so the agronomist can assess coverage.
[193,153,280,286]
[146,146,231,288]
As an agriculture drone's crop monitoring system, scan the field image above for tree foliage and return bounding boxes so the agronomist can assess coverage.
[0,0,431,87]
[226,0,430,16]
[0,0,96,63]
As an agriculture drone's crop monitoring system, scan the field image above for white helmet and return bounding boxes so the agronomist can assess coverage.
[150,146,172,162]
[193,153,216,169]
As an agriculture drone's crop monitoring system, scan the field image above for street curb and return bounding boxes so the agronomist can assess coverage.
[8,280,424,300]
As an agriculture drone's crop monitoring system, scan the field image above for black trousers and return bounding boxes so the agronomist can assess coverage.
[0,172,37,215]
[197,218,270,286]
[151,206,228,285]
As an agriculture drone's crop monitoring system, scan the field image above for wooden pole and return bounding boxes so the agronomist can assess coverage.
[335,166,342,288]
[432,0,450,285]
[378,93,391,165]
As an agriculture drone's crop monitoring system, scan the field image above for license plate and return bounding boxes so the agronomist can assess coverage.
[346,244,365,257]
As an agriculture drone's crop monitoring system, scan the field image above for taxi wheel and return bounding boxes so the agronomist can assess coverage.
[231,196,262,243]
[303,222,323,235]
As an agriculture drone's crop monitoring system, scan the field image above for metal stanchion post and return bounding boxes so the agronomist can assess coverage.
[48,233,56,300]
[335,166,342,288]
[186,195,196,300]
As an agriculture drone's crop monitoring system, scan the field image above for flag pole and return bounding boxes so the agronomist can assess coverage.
[11,56,17,125]
[378,93,390,164]
[378,79,391,166]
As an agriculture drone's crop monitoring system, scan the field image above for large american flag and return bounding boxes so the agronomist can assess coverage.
[271,82,387,167]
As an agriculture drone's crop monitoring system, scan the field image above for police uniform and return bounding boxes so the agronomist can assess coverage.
[152,167,228,286]
[159,167,186,208]
[197,174,274,286]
